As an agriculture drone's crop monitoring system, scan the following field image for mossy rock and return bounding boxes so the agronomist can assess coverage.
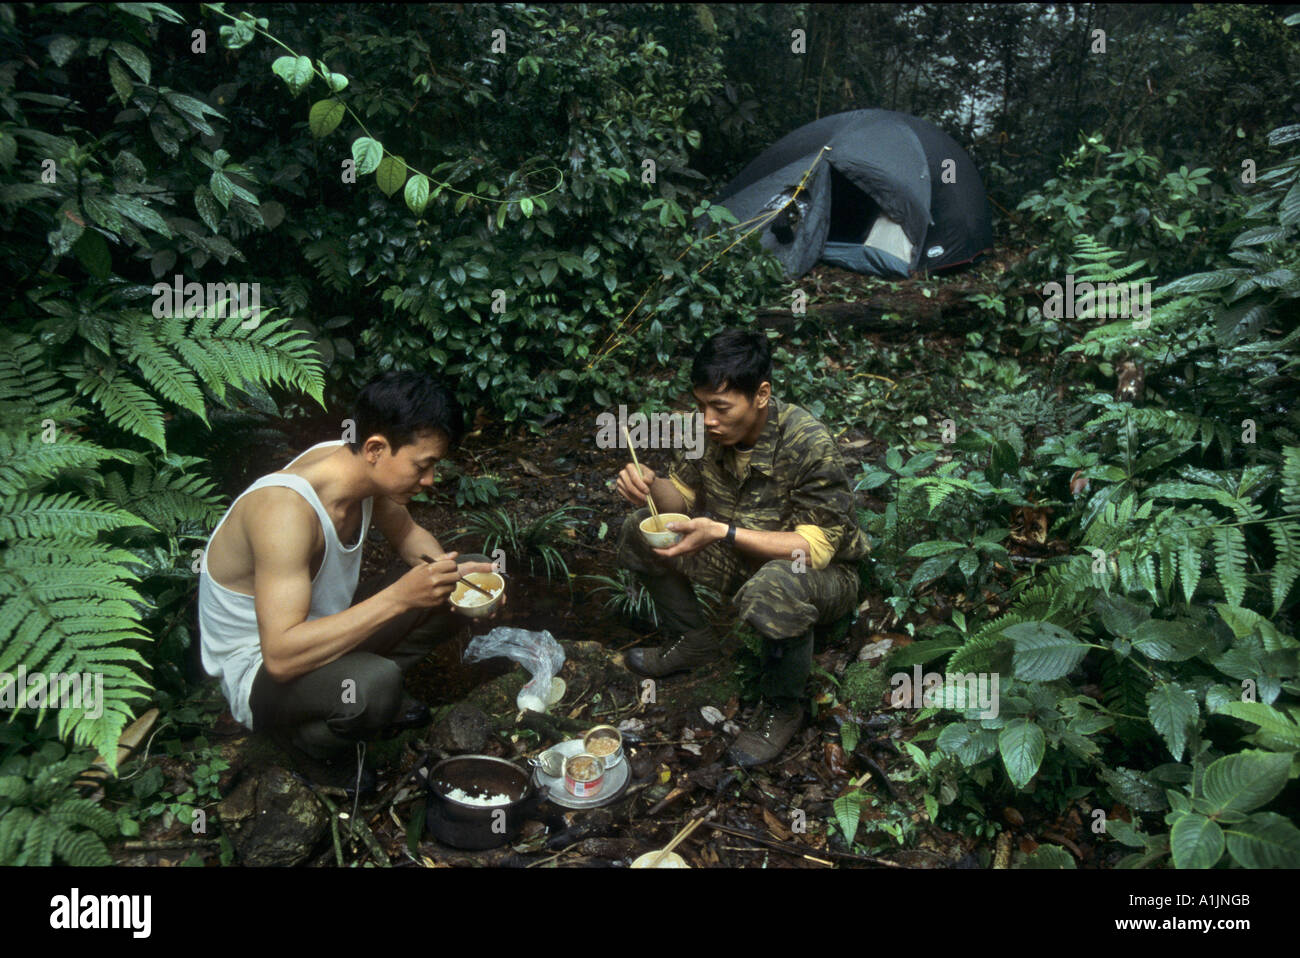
[840,657,895,714]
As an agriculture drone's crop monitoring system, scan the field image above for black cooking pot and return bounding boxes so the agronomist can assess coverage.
[422,754,539,850]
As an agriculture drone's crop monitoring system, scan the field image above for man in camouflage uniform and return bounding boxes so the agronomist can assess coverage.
[614,328,868,766]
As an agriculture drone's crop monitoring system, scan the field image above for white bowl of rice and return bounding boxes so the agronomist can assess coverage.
[449,572,505,617]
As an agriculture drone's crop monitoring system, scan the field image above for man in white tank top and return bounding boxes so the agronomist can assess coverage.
[197,371,499,792]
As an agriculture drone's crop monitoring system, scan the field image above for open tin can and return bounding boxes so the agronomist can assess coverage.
[582,725,624,770]
[563,752,605,797]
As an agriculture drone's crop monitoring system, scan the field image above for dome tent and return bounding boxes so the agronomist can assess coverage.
[704,109,994,279]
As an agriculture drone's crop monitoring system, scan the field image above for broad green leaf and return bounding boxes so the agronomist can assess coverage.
[376,156,407,197]
[1199,750,1291,815]
[209,172,234,208]
[958,550,980,579]
[905,540,965,558]
[351,137,383,176]
[1102,766,1167,812]
[1213,700,1300,750]
[107,56,133,104]
[1094,593,1151,637]
[1103,817,1147,848]
[328,72,348,92]
[1223,812,1300,868]
[271,55,313,95]
[520,196,534,217]
[910,553,957,589]
[998,719,1044,789]
[49,34,79,67]
[937,722,998,766]
[1007,622,1088,681]
[1170,813,1224,869]
[404,173,430,215]
[73,230,110,279]
[1019,845,1076,868]
[1147,684,1198,761]
[110,41,150,83]
[194,184,221,231]
[1131,619,1209,662]
[259,201,285,230]
[308,99,345,138]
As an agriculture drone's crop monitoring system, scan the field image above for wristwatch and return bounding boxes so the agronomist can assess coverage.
[724,523,737,546]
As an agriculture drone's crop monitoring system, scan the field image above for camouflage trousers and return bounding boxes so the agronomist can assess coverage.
[616,508,859,700]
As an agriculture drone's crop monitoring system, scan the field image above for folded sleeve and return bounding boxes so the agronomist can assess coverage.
[668,451,702,512]
[670,474,698,511]
[793,524,835,570]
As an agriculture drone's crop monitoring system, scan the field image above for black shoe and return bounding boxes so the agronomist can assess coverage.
[380,694,431,738]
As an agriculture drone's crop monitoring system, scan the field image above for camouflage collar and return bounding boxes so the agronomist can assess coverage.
[708,397,784,477]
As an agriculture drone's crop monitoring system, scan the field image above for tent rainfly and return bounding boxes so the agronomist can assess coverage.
[703,109,994,279]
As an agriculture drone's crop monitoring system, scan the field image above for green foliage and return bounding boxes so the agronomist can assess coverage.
[1017,134,1243,281]
[452,505,586,583]
[914,145,1300,862]
[203,4,785,426]
[0,748,118,866]
[580,569,660,627]
[0,4,328,860]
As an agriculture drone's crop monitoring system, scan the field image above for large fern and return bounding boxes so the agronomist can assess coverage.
[0,753,118,866]
[0,308,322,766]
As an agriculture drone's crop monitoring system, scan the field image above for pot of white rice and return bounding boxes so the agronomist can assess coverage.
[424,754,537,849]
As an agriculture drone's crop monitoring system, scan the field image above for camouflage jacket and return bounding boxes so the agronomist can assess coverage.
[668,397,869,565]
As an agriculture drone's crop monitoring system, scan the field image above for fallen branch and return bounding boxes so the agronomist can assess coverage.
[703,821,902,868]
[121,839,219,852]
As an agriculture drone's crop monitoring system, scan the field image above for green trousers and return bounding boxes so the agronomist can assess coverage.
[616,508,858,700]
[249,556,482,759]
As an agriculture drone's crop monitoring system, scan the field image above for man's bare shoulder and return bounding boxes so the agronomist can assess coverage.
[231,485,321,555]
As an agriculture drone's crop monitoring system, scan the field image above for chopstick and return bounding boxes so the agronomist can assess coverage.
[623,426,661,528]
[649,814,705,867]
[419,553,495,596]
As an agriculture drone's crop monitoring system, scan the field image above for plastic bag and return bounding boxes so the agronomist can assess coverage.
[462,627,566,714]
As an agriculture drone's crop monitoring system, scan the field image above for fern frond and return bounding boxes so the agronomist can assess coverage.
[69,365,167,450]
[1269,521,1300,614]
[0,430,126,495]
[1213,526,1248,607]
[116,313,209,422]
[0,492,148,539]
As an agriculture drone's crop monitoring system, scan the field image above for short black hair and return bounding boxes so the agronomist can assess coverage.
[347,370,465,455]
[691,328,773,400]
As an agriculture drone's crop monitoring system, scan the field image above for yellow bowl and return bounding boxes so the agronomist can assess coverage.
[449,571,505,617]
[639,512,690,548]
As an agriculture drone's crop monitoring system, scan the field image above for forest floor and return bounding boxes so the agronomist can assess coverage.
[107,257,1114,868]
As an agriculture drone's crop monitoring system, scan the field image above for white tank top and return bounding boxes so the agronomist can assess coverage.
[198,440,373,729]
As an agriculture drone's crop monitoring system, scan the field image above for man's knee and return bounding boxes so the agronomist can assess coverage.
[331,655,403,730]
[734,561,856,640]
[616,508,664,574]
